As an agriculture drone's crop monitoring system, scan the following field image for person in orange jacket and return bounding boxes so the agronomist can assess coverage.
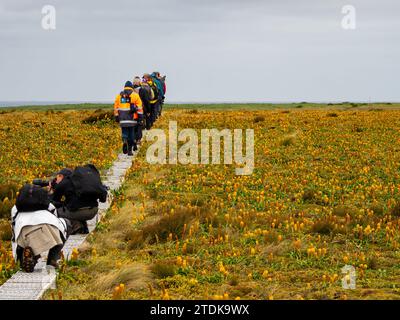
[114,81,143,155]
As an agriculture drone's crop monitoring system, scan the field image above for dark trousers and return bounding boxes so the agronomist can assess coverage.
[58,206,98,221]
[150,103,158,124]
[47,244,63,263]
[57,207,98,235]
[121,126,136,148]
[145,112,152,130]
[135,115,143,142]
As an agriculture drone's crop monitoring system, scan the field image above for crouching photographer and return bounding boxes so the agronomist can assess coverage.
[11,184,69,272]
[51,166,108,235]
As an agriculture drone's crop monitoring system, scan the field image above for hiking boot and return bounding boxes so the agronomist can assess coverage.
[127,144,134,156]
[133,144,138,152]
[22,247,37,273]
[122,142,128,154]
[81,221,89,234]
[46,259,59,269]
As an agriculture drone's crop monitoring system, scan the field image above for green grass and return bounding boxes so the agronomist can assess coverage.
[0,103,111,112]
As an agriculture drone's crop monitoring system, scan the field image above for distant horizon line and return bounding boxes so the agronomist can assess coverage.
[1,100,399,107]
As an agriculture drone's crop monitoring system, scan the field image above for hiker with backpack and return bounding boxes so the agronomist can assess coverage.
[11,184,69,272]
[151,71,166,117]
[133,76,151,134]
[51,166,108,235]
[143,73,161,125]
[113,81,143,155]
[139,77,156,129]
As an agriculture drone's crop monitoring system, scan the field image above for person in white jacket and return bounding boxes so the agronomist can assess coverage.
[11,202,69,272]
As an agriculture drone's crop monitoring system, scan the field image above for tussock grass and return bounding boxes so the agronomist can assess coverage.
[0,220,12,241]
[332,205,358,217]
[253,116,265,123]
[390,201,400,217]
[311,219,335,235]
[327,112,339,117]
[129,206,212,246]
[302,189,315,202]
[151,262,177,279]
[82,110,114,124]
[281,135,296,146]
[92,263,153,292]
[0,184,18,201]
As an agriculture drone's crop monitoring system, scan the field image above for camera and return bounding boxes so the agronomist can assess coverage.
[33,178,57,189]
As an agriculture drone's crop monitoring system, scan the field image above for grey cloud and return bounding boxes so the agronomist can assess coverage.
[0,0,399,103]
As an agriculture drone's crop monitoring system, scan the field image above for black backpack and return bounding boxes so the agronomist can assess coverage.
[15,184,50,212]
[69,164,107,202]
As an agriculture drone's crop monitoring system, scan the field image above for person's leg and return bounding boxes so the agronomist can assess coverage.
[74,207,98,221]
[145,112,151,130]
[137,115,143,143]
[16,245,24,265]
[150,103,156,125]
[133,122,139,145]
[47,243,63,267]
[154,101,159,120]
[121,127,129,154]
[58,207,98,235]
[128,126,136,155]
[62,218,73,237]
[57,206,75,220]
[22,247,38,273]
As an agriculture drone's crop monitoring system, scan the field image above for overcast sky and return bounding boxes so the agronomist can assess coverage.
[0,0,399,103]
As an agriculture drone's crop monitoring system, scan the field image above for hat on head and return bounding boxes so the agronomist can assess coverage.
[133,77,141,86]
[124,81,133,89]
[57,168,72,176]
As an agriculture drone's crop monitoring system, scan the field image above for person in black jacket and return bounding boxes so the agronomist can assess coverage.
[50,168,107,234]
[133,76,151,132]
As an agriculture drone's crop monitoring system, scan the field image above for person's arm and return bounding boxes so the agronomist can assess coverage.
[130,93,141,114]
[50,179,66,207]
[140,89,150,113]
[114,94,120,122]
[99,187,108,203]
[139,89,149,113]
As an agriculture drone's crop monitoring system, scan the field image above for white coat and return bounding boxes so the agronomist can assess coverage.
[10,204,68,260]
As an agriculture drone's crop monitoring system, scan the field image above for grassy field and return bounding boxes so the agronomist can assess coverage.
[39,105,400,300]
[1,104,400,299]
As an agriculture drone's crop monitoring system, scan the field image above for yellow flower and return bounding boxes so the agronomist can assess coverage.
[71,248,79,261]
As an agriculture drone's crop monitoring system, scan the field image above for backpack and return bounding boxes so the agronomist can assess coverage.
[148,81,159,100]
[143,85,155,101]
[160,76,166,95]
[69,164,107,201]
[15,184,50,212]
[152,77,164,98]
[120,91,131,104]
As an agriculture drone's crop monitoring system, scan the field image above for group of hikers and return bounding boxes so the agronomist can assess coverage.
[10,71,166,273]
[113,72,166,155]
